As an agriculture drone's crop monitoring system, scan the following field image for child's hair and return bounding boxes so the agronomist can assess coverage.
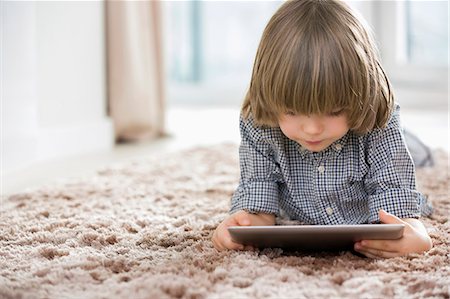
[242,0,394,135]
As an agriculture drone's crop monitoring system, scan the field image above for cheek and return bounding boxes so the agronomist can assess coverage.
[328,118,349,136]
[278,121,296,138]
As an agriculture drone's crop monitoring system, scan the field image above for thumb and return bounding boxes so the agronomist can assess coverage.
[235,212,251,226]
[379,209,405,225]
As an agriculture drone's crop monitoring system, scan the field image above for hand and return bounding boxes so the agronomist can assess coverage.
[354,210,433,258]
[212,210,275,251]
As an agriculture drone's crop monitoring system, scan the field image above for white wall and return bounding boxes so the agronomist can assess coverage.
[2,1,114,175]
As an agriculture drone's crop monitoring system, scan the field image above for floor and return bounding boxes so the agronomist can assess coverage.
[2,105,448,195]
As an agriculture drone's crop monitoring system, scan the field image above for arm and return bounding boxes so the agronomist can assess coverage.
[229,114,283,215]
[213,114,281,251]
[354,210,432,258]
[356,106,432,258]
[364,106,423,223]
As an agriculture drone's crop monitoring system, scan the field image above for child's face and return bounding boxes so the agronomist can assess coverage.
[278,111,350,152]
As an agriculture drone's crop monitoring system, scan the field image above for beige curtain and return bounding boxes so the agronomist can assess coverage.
[106,0,165,142]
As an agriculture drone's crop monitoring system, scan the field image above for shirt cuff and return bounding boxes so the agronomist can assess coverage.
[229,181,280,216]
[368,189,421,223]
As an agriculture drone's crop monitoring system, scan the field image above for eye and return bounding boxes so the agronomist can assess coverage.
[284,110,296,116]
[328,109,344,117]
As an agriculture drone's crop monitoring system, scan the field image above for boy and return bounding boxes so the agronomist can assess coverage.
[212,0,432,258]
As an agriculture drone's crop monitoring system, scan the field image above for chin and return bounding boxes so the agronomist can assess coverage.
[302,142,331,152]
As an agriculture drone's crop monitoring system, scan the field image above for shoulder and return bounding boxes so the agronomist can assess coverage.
[239,112,285,145]
[359,104,409,165]
[361,104,403,147]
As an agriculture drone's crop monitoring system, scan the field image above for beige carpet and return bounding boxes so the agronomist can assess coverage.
[1,144,449,299]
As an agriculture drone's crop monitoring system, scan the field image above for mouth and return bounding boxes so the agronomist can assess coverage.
[305,140,322,145]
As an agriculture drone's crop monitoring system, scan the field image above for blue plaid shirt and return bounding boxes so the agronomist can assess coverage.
[230,105,432,224]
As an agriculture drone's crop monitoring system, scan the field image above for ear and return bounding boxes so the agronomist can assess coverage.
[379,209,406,225]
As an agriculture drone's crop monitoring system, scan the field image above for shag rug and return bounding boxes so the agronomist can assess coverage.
[1,144,449,299]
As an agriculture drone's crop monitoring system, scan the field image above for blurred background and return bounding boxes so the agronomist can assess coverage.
[1,0,448,195]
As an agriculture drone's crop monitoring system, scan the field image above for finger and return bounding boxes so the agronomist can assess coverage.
[214,241,225,251]
[355,249,380,259]
[212,238,224,251]
[212,230,225,251]
[355,239,399,252]
[354,245,401,258]
[218,225,245,250]
[213,222,238,251]
[214,230,241,251]
[360,250,401,259]
[222,236,245,250]
[379,210,406,225]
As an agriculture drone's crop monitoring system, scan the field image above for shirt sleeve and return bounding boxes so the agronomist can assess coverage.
[229,114,283,216]
[364,105,422,223]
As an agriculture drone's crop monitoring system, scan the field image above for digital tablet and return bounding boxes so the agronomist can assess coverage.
[228,224,405,251]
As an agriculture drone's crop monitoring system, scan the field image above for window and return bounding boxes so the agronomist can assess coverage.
[347,0,448,109]
[406,1,448,66]
[163,1,448,108]
[162,1,282,106]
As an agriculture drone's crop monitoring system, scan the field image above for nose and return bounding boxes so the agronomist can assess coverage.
[302,116,323,136]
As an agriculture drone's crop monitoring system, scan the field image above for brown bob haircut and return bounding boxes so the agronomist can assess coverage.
[242,0,394,135]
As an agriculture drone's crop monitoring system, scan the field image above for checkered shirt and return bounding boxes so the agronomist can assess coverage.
[230,105,433,224]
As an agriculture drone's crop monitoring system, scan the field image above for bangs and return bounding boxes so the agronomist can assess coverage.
[271,35,357,117]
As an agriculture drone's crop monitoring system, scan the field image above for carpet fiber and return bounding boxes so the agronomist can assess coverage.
[1,144,449,299]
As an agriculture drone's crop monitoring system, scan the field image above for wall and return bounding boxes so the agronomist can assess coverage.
[2,1,114,175]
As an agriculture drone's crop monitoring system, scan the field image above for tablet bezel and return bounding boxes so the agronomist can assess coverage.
[228,224,405,251]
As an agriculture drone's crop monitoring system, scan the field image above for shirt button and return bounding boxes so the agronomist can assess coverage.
[334,143,342,150]
[326,207,333,215]
[318,165,325,173]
